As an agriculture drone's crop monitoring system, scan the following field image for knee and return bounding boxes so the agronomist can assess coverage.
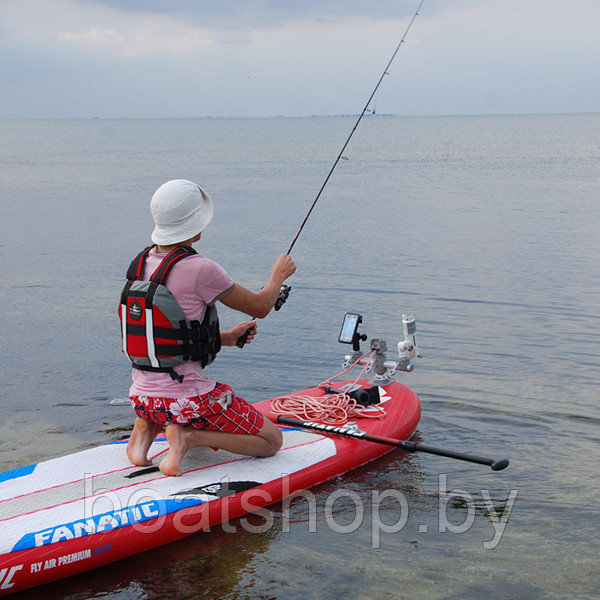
[257,416,283,457]
[265,425,283,457]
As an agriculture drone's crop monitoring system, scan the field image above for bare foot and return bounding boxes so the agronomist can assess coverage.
[159,424,190,477]
[126,418,162,466]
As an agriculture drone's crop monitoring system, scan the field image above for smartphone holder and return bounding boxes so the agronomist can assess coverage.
[338,312,368,351]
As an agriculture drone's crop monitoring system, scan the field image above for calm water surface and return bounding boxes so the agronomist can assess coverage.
[1,114,599,599]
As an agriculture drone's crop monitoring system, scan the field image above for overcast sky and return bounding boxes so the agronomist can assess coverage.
[1,0,598,118]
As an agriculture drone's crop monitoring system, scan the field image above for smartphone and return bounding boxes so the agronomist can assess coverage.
[339,313,362,344]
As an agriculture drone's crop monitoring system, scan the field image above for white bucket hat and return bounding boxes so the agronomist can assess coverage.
[150,179,214,245]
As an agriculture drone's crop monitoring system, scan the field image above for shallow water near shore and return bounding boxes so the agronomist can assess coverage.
[1,114,599,599]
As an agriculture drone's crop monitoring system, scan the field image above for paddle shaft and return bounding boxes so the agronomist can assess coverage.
[277,416,509,471]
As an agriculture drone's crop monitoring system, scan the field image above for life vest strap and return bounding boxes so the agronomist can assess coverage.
[126,246,154,281]
[149,246,195,285]
[131,364,184,383]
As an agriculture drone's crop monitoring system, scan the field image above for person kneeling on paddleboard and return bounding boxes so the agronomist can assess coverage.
[120,179,296,476]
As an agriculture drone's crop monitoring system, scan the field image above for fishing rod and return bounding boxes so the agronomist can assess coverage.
[286,0,425,255]
[237,0,425,347]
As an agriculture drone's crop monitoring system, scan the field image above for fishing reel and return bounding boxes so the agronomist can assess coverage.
[339,312,419,382]
[274,284,291,311]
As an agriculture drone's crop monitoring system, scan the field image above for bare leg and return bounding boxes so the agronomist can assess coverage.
[159,417,283,477]
[126,417,163,466]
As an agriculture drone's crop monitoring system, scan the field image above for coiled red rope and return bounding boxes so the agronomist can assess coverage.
[270,351,386,426]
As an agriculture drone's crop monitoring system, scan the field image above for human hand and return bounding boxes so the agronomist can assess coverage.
[271,254,296,284]
[227,320,257,347]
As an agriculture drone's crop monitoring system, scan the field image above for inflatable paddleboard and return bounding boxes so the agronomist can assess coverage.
[0,379,420,595]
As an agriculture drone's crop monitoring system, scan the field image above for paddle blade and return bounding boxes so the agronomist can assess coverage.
[491,459,510,471]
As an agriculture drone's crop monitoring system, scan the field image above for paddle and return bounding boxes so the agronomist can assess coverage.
[276,416,509,471]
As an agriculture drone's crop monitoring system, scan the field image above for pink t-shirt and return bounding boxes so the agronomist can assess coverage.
[129,249,234,398]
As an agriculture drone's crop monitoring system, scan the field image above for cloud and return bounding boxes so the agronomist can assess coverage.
[0,0,223,58]
[1,0,599,117]
[54,22,218,58]
[57,26,124,46]
[0,0,426,61]
[73,0,425,28]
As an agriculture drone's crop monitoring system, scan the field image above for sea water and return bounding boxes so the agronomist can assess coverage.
[1,114,599,599]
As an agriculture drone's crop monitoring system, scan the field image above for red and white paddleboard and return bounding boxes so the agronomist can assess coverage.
[0,379,420,595]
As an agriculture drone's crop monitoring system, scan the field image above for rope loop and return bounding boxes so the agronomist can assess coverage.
[270,350,387,426]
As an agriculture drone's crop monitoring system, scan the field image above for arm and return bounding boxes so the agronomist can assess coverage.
[219,254,296,319]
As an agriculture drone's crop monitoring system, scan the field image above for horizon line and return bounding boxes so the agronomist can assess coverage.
[1,111,599,121]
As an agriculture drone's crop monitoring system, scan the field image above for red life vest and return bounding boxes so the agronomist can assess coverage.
[119,246,221,382]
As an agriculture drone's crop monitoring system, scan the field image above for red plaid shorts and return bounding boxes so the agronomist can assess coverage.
[129,382,264,435]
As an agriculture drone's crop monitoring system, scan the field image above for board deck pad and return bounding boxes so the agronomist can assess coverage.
[1,429,333,555]
[0,380,420,595]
